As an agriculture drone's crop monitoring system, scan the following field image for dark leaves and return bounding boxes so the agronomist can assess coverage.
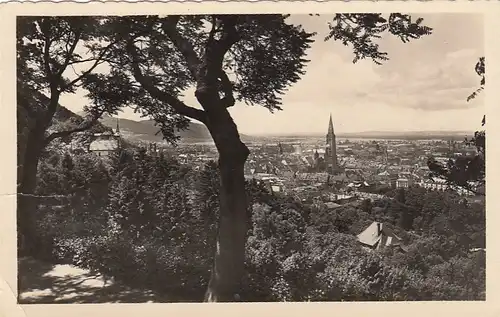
[80,71,134,116]
[230,15,315,111]
[18,16,101,87]
[475,56,485,81]
[467,57,485,102]
[93,15,315,140]
[17,16,129,148]
[326,13,432,65]
[427,150,485,195]
[466,86,484,103]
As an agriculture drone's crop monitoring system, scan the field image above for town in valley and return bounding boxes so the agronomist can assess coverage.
[87,113,484,249]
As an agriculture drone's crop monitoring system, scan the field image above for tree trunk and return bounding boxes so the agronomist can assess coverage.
[17,129,43,256]
[202,110,250,302]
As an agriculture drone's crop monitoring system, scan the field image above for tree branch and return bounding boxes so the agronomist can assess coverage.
[67,57,103,66]
[208,15,218,44]
[60,41,117,91]
[43,108,105,146]
[43,36,54,83]
[216,16,240,58]
[56,30,82,78]
[62,59,105,90]
[161,16,202,79]
[126,39,207,124]
[204,16,240,107]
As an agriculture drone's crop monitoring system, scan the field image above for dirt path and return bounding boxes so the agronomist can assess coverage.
[18,257,168,303]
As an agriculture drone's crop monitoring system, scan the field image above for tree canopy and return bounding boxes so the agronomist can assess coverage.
[326,14,432,64]
[17,16,124,145]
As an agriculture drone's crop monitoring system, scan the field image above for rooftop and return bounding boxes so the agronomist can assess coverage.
[89,139,119,151]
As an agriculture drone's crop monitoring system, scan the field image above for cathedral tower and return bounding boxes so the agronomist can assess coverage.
[325,114,338,172]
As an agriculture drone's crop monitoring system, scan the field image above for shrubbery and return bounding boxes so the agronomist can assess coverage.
[30,146,486,301]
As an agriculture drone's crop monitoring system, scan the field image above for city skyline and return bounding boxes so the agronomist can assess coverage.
[101,114,478,140]
[59,13,484,135]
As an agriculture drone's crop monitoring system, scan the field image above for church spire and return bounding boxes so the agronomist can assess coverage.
[328,113,334,135]
[326,113,338,173]
[116,118,120,134]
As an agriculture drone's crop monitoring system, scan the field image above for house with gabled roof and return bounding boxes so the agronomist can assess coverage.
[89,119,121,158]
[357,221,406,251]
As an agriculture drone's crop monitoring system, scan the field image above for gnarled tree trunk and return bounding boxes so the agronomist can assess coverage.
[202,105,250,302]
[126,16,251,300]
[17,128,44,256]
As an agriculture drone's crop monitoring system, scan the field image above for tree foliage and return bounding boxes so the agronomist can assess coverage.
[326,14,432,65]
[18,14,434,147]
[67,14,315,147]
[17,17,124,145]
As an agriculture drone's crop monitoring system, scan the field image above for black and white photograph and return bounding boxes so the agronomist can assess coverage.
[7,3,491,308]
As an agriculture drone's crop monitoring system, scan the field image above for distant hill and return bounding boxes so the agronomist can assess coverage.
[17,84,111,145]
[99,116,255,143]
[141,119,212,141]
[337,130,475,140]
[339,130,474,137]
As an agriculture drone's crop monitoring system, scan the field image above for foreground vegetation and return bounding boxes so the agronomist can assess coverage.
[25,142,485,302]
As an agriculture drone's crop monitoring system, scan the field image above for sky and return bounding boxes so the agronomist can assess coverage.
[59,13,485,135]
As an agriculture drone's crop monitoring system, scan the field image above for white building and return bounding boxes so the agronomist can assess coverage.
[357,222,405,251]
[419,178,448,191]
[396,178,410,188]
[89,119,121,158]
[89,131,120,158]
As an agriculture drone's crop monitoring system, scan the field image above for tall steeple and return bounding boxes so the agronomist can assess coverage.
[116,118,120,134]
[325,113,338,172]
[328,113,334,135]
[114,117,122,149]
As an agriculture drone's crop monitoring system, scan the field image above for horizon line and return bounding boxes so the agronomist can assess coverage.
[244,130,476,137]
[100,115,478,137]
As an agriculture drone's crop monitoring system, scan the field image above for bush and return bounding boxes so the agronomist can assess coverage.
[52,229,211,299]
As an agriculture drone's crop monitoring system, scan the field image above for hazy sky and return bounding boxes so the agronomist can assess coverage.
[59,13,484,135]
